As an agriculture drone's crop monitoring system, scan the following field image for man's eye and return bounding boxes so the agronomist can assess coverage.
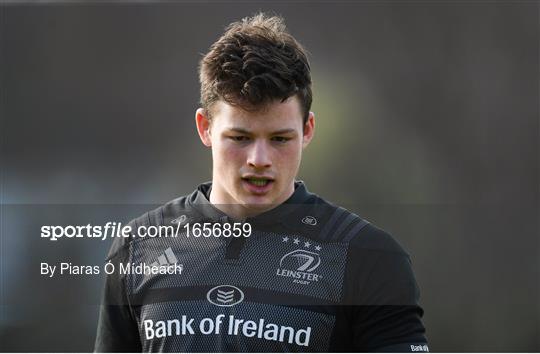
[272,137,290,143]
[230,136,249,142]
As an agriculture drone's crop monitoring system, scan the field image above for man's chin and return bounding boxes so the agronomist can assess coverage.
[243,199,273,209]
[239,196,276,213]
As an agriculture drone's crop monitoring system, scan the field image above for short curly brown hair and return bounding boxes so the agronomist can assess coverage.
[199,13,312,123]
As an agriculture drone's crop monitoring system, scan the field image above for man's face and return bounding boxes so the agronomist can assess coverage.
[196,97,315,217]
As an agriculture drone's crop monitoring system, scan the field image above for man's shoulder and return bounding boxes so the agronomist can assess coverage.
[307,193,409,257]
[106,192,197,259]
[133,192,198,227]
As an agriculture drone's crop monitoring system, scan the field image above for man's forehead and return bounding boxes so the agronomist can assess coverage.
[211,98,303,128]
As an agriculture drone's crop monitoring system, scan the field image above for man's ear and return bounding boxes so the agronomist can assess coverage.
[195,108,212,147]
[302,112,315,148]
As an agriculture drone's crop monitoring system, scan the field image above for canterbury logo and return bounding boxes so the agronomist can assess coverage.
[207,285,244,307]
[171,215,187,225]
[302,216,317,225]
[279,250,321,272]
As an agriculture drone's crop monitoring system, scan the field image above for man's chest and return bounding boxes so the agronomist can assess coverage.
[125,231,350,352]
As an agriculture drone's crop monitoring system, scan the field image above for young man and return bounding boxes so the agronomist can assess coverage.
[95,14,428,352]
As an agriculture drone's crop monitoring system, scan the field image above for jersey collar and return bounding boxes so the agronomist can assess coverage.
[187,180,315,226]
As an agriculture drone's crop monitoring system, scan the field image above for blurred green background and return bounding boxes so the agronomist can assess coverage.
[1,1,538,351]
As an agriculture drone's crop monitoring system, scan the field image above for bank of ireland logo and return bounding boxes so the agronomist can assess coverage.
[207,285,245,307]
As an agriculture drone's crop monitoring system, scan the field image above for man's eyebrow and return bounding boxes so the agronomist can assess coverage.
[271,128,297,135]
[227,127,297,135]
[228,127,251,134]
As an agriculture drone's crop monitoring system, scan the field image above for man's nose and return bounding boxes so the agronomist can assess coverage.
[247,140,272,168]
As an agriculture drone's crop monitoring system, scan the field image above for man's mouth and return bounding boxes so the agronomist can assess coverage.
[242,176,275,194]
[244,177,272,187]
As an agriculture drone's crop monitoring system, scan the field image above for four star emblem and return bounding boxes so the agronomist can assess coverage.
[281,236,322,251]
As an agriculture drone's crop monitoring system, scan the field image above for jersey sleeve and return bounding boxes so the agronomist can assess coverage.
[347,227,429,352]
[94,235,142,352]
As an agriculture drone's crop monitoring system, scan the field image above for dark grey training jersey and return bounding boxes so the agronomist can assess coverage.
[94,181,428,352]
